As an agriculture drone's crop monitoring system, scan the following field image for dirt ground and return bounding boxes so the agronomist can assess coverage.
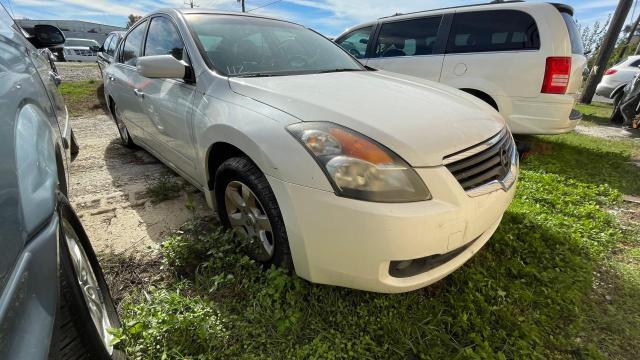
[69,113,210,255]
[56,62,102,82]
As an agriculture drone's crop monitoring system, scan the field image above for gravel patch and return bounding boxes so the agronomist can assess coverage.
[56,62,101,82]
[575,124,640,141]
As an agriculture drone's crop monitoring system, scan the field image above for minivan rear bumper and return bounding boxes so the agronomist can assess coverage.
[504,94,579,134]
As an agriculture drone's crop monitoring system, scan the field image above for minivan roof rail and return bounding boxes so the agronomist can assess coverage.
[378,1,573,20]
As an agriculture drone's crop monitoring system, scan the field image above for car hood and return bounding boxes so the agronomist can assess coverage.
[229,70,505,167]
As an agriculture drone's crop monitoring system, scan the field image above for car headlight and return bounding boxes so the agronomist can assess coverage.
[287,122,430,203]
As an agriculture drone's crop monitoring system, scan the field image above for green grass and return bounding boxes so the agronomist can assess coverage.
[575,102,613,126]
[112,133,640,359]
[59,80,105,117]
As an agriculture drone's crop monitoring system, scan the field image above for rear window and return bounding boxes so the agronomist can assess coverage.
[446,10,540,54]
[560,12,584,55]
[66,39,99,47]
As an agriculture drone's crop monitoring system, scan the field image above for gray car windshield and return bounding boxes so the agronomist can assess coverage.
[185,14,364,77]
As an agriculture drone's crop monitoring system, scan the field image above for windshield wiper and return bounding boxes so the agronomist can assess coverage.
[235,73,280,78]
[318,68,364,74]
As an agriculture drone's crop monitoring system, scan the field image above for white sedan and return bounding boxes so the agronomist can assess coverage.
[63,38,99,62]
[104,9,518,293]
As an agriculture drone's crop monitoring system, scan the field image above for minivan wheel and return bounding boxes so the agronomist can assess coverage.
[113,104,134,148]
[215,157,293,269]
[57,194,125,359]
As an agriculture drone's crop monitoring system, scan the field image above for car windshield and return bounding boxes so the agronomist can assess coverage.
[185,14,364,77]
[66,39,98,47]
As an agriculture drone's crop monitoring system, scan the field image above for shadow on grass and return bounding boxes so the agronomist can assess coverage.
[116,204,609,358]
[517,134,640,195]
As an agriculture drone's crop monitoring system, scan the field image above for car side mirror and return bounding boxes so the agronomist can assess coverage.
[90,45,100,52]
[29,25,65,49]
[359,38,368,44]
[137,55,187,79]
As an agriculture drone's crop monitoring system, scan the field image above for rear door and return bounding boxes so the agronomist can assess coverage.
[107,20,149,142]
[138,15,199,180]
[440,9,544,98]
[366,16,445,81]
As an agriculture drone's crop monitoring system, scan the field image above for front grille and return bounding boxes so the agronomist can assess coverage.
[444,128,515,192]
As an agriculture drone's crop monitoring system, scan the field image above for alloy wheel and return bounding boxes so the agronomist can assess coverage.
[224,181,274,261]
[61,218,114,355]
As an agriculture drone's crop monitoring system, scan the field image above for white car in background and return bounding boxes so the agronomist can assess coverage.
[596,55,640,104]
[104,9,518,293]
[335,2,587,135]
[63,38,99,62]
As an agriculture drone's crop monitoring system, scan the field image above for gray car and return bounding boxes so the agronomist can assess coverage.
[0,5,123,359]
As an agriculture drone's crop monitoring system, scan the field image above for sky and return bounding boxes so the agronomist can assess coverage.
[0,0,632,37]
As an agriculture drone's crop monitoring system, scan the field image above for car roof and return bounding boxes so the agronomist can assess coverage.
[157,8,300,26]
[339,1,571,34]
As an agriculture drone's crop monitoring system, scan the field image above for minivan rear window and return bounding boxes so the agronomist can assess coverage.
[560,12,584,55]
[446,10,540,54]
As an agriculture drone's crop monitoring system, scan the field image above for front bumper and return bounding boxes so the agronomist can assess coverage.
[268,163,517,293]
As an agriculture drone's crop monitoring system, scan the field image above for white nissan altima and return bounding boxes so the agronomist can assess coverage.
[103,9,518,293]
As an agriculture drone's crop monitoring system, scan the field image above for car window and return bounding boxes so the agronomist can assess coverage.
[560,12,583,55]
[630,59,640,67]
[374,16,442,58]
[336,26,372,59]
[447,10,540,54]
[121,21,147,66]
[145,17,187,62]
[106,35,119,56]
[102,35,113,53]
[66,39,99,47]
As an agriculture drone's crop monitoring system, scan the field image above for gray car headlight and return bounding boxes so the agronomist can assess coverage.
[287,122,431,203]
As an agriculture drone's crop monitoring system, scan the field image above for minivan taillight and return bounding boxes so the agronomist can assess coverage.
[605,68,618,76]
[541,57,571,94]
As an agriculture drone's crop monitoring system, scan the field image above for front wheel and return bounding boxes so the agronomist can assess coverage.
[215,157,293,269]
[56,194,125,359]
[610,92,625,125]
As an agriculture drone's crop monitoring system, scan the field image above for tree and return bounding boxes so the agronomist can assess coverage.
[577,15,612,68]
[126,14,142,29]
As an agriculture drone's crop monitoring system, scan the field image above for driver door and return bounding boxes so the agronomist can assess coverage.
[137,15,199,181]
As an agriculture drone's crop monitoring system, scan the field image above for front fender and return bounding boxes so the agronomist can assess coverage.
[195,93,333,196]
[15,103,59,238]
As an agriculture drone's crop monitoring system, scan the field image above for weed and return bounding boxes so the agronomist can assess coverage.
[115,131,640,359]
[145,176,183,204]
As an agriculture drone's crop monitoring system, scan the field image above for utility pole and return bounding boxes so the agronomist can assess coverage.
[616,12,640,62]
[581,0,633,104]
[238,0,245,12]
[184,0,198,8]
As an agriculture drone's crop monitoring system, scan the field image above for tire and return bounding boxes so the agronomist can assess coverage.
[215,157,293,269]
[70,128,80,161]
[611,92,625,125]
[112,103,135,148]
[55,193,125,360]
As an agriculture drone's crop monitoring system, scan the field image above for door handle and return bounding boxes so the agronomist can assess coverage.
[133,88,144,98]
[107,75,115,81]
